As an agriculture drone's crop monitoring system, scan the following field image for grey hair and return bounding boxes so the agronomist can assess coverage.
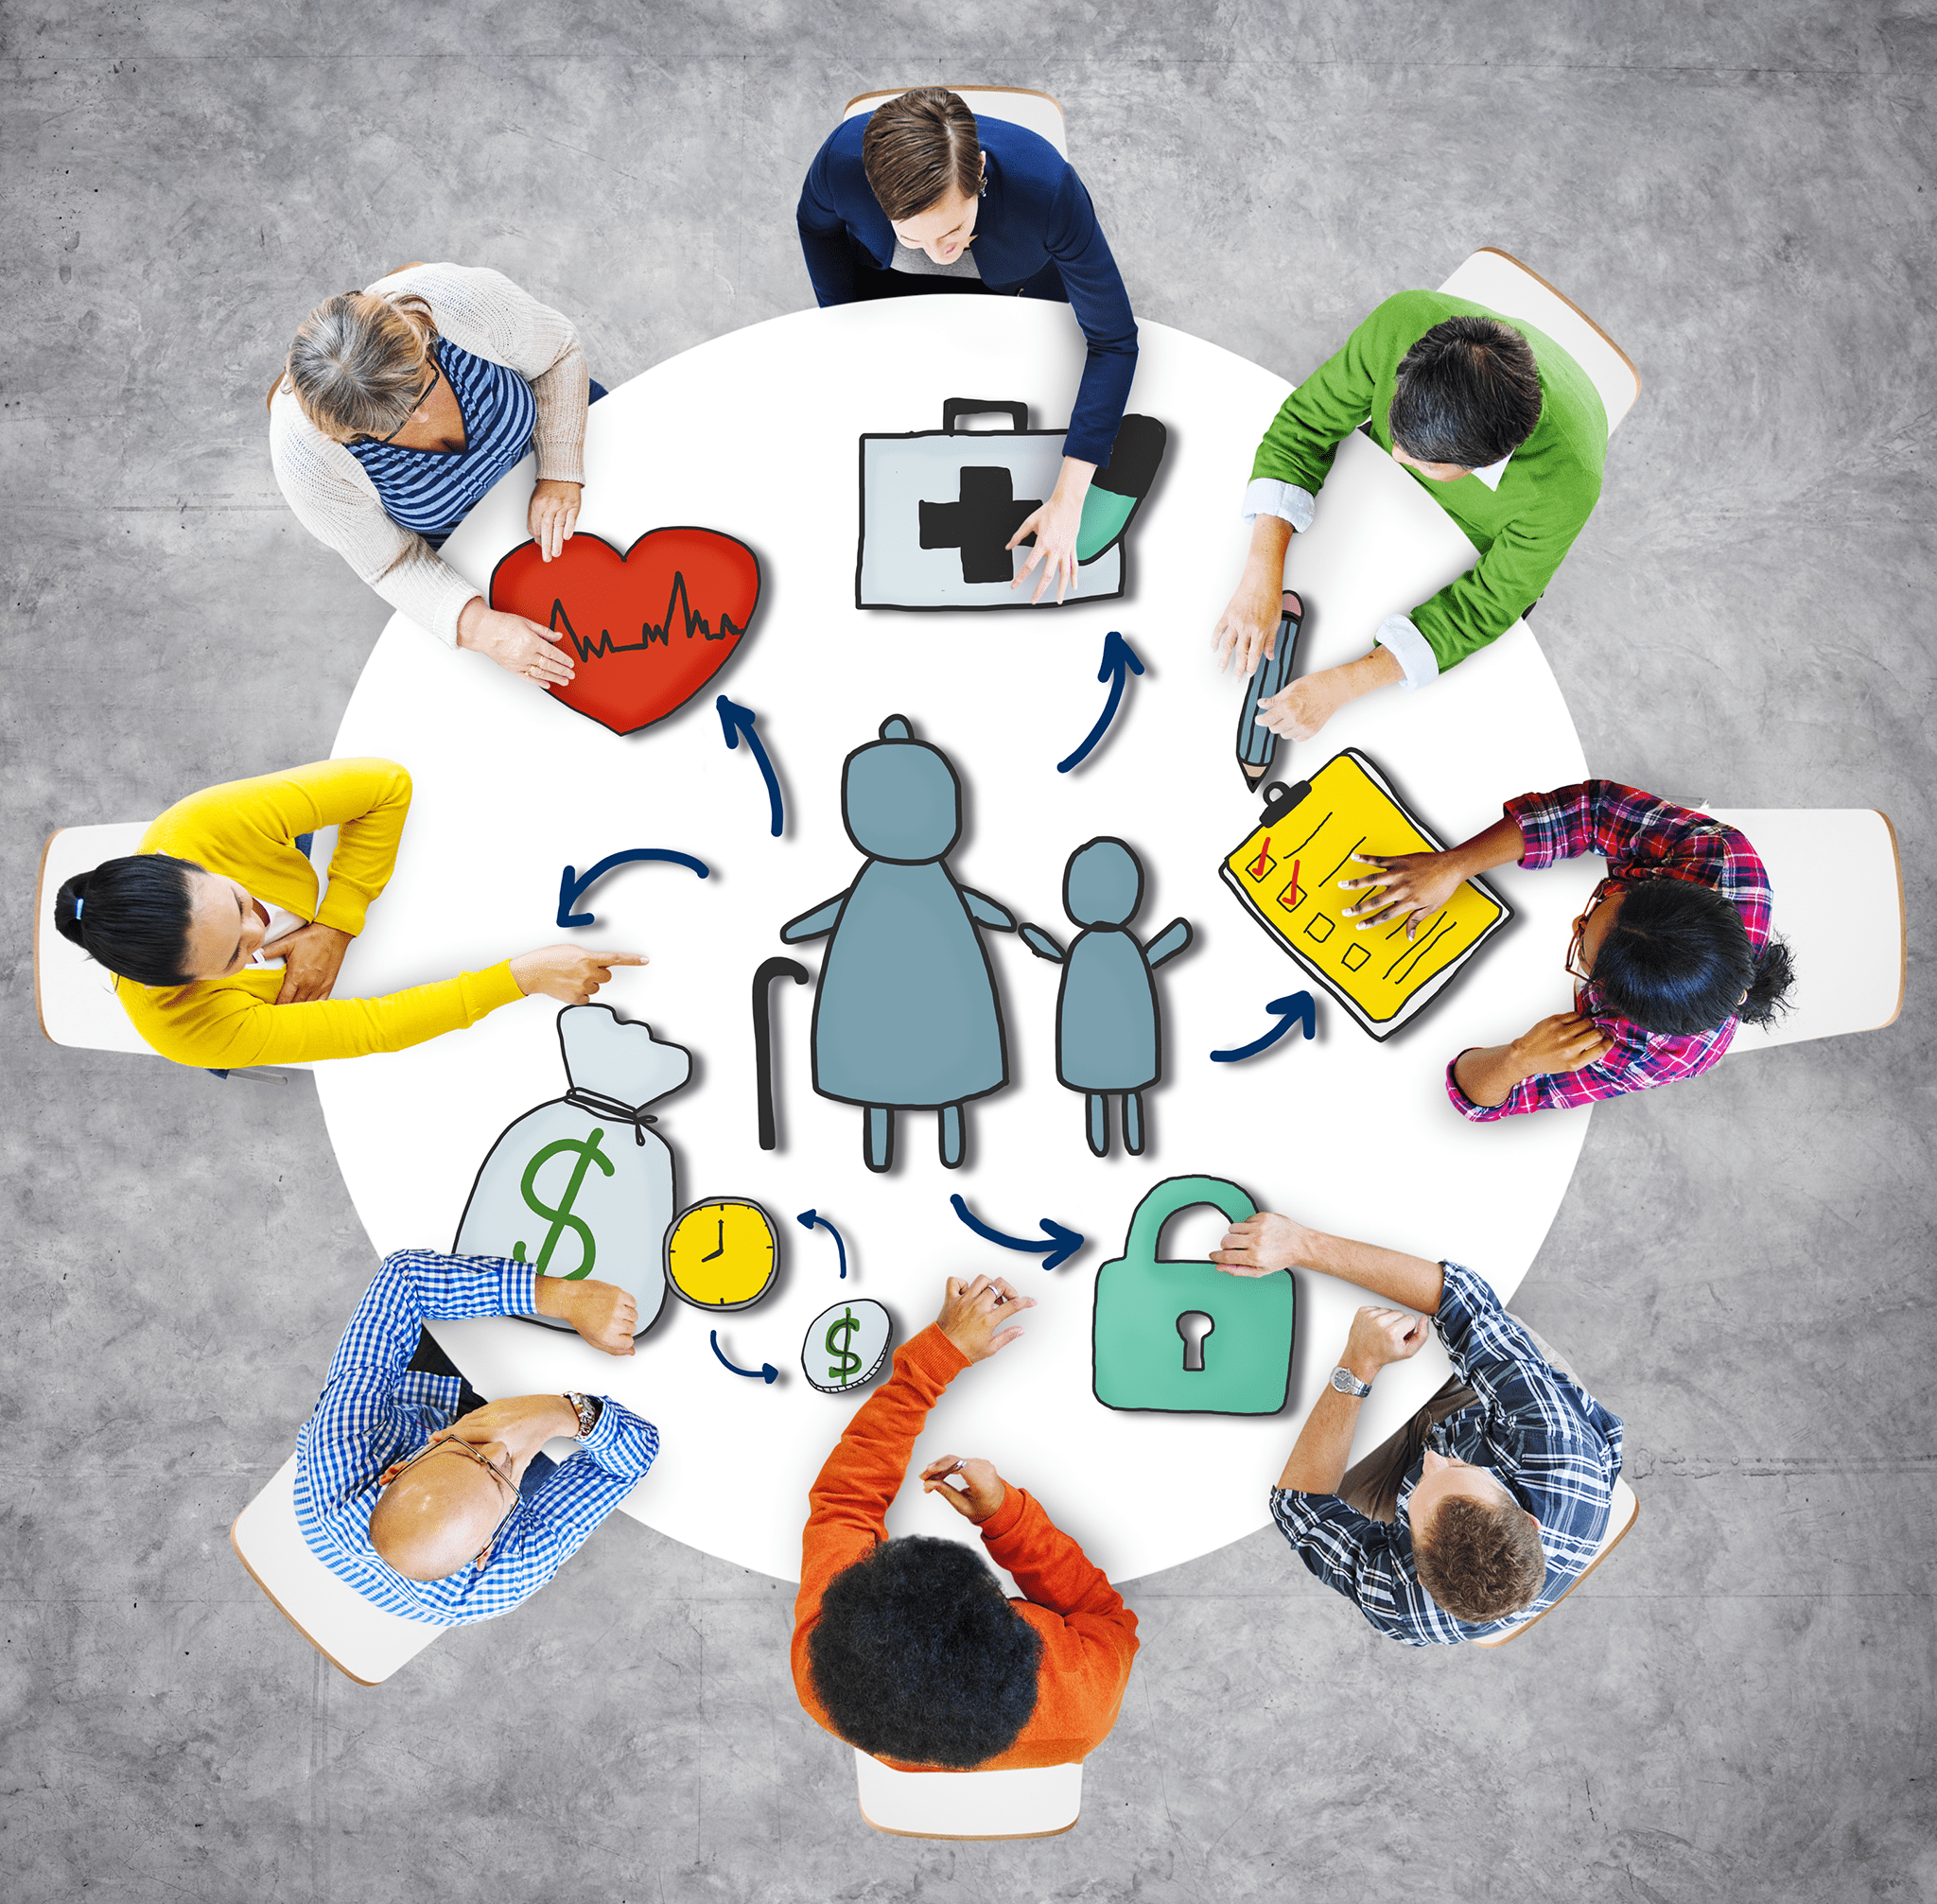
[282,290,439,441]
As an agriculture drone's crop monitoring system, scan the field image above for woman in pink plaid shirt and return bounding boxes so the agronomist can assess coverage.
[1339,780,1795,1120]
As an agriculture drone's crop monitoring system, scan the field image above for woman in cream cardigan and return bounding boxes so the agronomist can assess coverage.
[52,759,640,1070]
[270,261,599,691]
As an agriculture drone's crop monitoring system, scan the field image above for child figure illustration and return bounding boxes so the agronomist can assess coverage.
[781,715,1015,1173]
[1021,837,1192,1157]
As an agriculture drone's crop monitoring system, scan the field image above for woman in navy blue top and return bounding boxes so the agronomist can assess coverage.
[797,88,1141,603]
[270,262,604,691]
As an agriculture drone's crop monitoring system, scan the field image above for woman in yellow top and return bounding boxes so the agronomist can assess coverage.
[51,758,640,1069]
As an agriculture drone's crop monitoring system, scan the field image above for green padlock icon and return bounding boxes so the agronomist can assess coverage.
[1091,1175,1296,1415]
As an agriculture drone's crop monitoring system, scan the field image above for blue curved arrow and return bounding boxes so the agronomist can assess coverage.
[710,1329,778,1384]
[1210,990,1317,1063]
[557,848,710,927]
[1056,630,1144,775]
[949,1193,1085,1271]
[796,1208,847,1280]
[717,695,784,837]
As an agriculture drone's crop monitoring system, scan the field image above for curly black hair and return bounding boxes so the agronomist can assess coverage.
[808,1535,1043,1769]
[1593,879,1795,1036]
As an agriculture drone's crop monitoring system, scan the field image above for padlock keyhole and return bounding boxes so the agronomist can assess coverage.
[1177,1310,1214,1372]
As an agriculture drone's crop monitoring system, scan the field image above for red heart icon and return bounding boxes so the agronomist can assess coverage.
[489,526,762,736]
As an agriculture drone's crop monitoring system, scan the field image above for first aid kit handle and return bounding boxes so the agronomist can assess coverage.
[943,398,1030,434]
[1122,1176,1259,1266]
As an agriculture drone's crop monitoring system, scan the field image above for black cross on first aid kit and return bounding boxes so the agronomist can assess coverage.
[856,399,1166,612]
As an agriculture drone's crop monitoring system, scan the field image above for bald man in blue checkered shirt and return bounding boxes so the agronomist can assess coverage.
[295,1249,658,1625]
[1212,1212,1624,1646]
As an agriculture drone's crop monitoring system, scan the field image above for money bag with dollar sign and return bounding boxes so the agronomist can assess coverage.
[454,1004,691,1337]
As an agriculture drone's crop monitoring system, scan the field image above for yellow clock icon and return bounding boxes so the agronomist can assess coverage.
[665,1198,779,1311]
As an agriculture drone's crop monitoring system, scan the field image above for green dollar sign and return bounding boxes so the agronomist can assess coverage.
[512,1127,614,1279]
[825,1305,864,1388]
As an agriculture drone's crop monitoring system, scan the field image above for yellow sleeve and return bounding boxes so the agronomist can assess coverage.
[142,759,413,935]
[121,961,526,1069]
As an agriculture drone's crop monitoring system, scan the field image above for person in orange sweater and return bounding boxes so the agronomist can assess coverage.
[793,1273,1139,1771]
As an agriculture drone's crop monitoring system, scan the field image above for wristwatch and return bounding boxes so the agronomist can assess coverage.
[1329,1365,1373,1398]
[565,1392,602,1440]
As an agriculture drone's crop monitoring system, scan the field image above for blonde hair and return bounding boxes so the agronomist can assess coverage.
[275,289,440,440]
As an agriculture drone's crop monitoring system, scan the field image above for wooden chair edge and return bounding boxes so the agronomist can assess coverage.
[1472,1485,1639,1650]
[1469,245,1643,398]
[842,83,1066,117]
[1875,809,1908,1028]
[859,1808,1079,1842]
[31,829,58,1045]
[228,1511,385,1688]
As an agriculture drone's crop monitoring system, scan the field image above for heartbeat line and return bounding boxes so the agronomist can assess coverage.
[550,570,747,662]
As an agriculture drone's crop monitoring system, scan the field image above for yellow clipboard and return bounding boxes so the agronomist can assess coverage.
[1218,749,1511,1039]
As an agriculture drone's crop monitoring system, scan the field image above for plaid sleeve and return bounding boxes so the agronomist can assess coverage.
[575,1395,659,1480]
[1507,780,1654,869]
[1429,1264,1625,1571]
[1445,1014,1736,1121]
[1507,783,1772,949]
[1432,1261,1625,1472]
[489,1399,659,1586]
[1432,1261,1549,1383]
[301,1249,539,1542]
[1269,1491,1460,1647]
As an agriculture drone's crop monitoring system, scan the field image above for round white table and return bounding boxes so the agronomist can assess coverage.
[320,298,1595,1585]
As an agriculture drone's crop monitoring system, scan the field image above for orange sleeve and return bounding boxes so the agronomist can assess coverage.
[975,1488,1140,1765]
[791,1323,968,1730]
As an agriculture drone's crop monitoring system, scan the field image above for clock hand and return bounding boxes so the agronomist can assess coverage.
[701,1217,725,1264]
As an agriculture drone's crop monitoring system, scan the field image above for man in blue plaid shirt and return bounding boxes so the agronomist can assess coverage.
[1213,1212,1624,1646]
[295,1249,658,1626]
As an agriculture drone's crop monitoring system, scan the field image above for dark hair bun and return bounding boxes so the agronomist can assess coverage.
[46,853,201,987]
[53,871,90,947]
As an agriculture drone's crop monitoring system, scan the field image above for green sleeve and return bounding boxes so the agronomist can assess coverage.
[1248,301,1404,493]
[1408,489,1598,673]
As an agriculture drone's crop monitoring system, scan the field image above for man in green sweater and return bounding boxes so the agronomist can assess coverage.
[1213,291,1608,739]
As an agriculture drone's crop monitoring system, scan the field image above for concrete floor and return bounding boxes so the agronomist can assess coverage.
[4,4,1933,1900]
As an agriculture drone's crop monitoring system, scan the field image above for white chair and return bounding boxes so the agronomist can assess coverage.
[1472,1476,1639,1650]
[34,821,323,1079]
[231,1456,444,1686]
[35,823,160,1057]
[854,1749,1082,1840]
[1704,807,1906,1049]
[842,85,1068,158]
[1436,247,1642,436]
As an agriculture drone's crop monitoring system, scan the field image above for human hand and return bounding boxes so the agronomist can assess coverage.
[1509,1012,1617,1078]
[528,479,583,562]
[379,1394,576,1481]
[1336,850,1464,938]
[1008,482,1084,605]
[264,921,355,1004]
[533,1274,638,1354]
[1256,660,1357,742]
[919,1455,1009,1525]
[1212,567,1287,677]
[1211,1211,1315,1277]
[510,946,648,1004]
[455,597,576,689]
[936,1274,1036,1362]
[1341,1304,1430,1382]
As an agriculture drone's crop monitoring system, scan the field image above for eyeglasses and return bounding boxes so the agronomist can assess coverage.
[383,1432,520,1572]
[365,357,442,445]
[1564,877,1621,985]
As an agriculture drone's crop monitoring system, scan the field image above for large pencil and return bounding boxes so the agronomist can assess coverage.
[1235,594,1307,789]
